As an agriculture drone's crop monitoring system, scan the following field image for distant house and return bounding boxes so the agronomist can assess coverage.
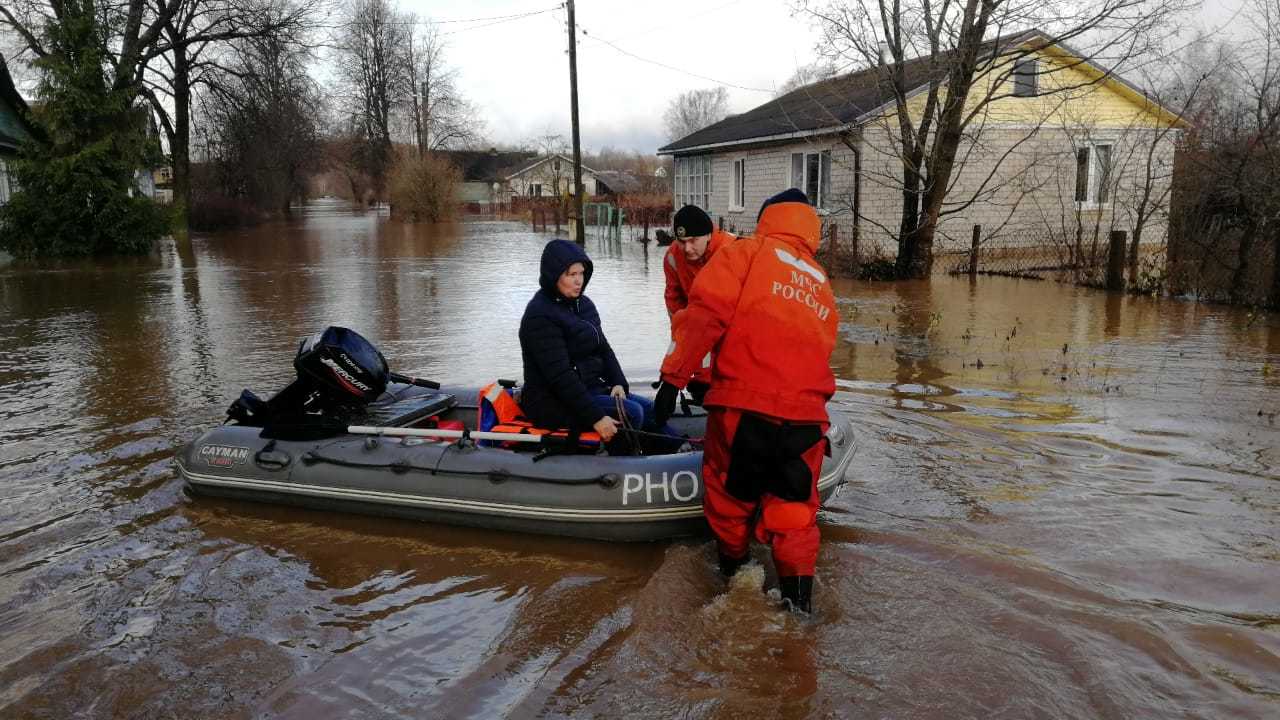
[595,170,643,196]
[506,153,598,199]
[438,148,537,205]
[658,29,1184,252]
[0,55,38,207]
[153,164,173,203]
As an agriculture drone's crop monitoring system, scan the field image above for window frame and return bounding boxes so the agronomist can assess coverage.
[674,155,713,210]
[1074,141,1114,210]
[789,150,832,210]
[1013,58,1038,97]
[730,157,746,212]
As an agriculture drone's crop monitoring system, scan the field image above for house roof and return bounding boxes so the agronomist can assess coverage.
[658,29,1172,155]
[594,170,643,194]
[437,149,538,183]
[0,53,39,153]
[505,153,598,180]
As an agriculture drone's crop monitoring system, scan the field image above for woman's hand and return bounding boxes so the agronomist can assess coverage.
[593,415,619,441]
[609,385,626,400]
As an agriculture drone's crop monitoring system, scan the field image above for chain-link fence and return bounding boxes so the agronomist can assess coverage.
[817,221,1171,292]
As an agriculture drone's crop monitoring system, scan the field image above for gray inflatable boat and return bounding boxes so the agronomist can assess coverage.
[177,384,855,541]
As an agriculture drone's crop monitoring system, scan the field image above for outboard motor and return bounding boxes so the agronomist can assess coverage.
[228,326,389,427]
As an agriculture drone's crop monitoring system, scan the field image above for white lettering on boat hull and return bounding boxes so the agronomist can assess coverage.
[622,471,701,505]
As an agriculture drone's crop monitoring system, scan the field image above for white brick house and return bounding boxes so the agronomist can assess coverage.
[506,153,599,199]
[658,30,1184,258]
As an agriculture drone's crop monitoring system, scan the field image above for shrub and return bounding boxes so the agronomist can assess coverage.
[188,192,268,232]
[388,152,461,222]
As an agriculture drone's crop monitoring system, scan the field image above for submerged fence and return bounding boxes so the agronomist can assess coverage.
[816,221,1172,295]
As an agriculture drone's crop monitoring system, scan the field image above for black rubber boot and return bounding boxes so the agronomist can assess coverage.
[718,553,747,578]
[779,576,814,614]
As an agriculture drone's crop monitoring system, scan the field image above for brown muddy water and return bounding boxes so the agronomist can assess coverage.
[1,199,1278,719]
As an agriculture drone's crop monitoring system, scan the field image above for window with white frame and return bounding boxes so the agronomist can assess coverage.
[674,155,712,210]
[730,158,745,211]
[1013,58,1038,97]
[529,182,542,197]
[1074,143,1112,207]
[0,159,9,205]
[790,151,831,209]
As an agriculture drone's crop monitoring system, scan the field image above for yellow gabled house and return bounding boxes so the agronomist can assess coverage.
[658,29,1185,262]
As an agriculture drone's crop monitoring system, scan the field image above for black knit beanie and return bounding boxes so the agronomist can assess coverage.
[757,187,810,220]
[673,205,714,239]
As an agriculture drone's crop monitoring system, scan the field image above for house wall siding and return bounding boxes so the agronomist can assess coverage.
[679,123,1177,266]
[857,122,1177,255]
[688,140,859,236]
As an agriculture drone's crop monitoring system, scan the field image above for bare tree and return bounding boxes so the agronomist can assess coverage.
[199,23,321,217]
[799,0,1193,278]
[524,132,571,195]
[141,0,321,231]
[1168,2,1280,308]
[333,0,410,200]
[662,86,730,142]
[404,19,483,154]
[1,0,176,96]
[3,1,324,230]
[775,61,839,97]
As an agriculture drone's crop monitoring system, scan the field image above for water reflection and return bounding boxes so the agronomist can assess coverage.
[1,199,1278,718]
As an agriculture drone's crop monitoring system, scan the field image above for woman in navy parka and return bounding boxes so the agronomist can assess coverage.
[518,239,671,445]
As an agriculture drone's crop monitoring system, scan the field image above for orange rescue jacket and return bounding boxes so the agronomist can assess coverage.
[663,228,735,317]
[659,201,837,422]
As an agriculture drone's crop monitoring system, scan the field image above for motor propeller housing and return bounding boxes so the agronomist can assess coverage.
[294,326,389,407]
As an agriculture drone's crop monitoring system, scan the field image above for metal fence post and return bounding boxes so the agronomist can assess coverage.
[969,224,981,276]
[1127,230,1141,285]
[1107,230,1127,291]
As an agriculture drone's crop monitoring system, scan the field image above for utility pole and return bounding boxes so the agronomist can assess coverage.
[566,0,585,243]
[419,80,429,157]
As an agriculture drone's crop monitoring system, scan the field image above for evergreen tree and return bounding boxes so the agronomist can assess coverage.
[0,1,167,258]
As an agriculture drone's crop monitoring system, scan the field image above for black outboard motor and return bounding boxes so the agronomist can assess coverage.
[228,326,389,427]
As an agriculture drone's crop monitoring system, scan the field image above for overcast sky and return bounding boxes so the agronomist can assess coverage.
[401,0,1245,155]
[400,0,821,154]
[1,0,1246,154]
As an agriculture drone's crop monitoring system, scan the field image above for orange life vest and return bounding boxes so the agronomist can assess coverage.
[477,382,602,446]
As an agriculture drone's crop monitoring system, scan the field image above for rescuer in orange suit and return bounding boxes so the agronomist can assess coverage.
[653,188,838,614]
[663,205,734,406]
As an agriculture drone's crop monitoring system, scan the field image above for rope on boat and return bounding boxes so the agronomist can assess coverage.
[615,394,645,457]
[299,450,620,488]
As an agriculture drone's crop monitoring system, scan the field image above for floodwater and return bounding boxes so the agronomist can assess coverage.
[1,199,1278,718]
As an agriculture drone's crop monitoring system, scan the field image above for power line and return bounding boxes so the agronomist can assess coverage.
[595,0,746,45]
[441,5,564,36]
[431,6,563,24]
[577,25,772,93]
[317,5,562,31]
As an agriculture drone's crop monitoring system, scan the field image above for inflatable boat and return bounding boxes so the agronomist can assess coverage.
[176,328,855,541]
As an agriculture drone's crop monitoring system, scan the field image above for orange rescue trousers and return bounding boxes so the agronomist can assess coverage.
[702,407,828,577]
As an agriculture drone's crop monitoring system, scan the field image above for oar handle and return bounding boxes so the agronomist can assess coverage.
[387,372,441,390]
[346,425,545,444]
